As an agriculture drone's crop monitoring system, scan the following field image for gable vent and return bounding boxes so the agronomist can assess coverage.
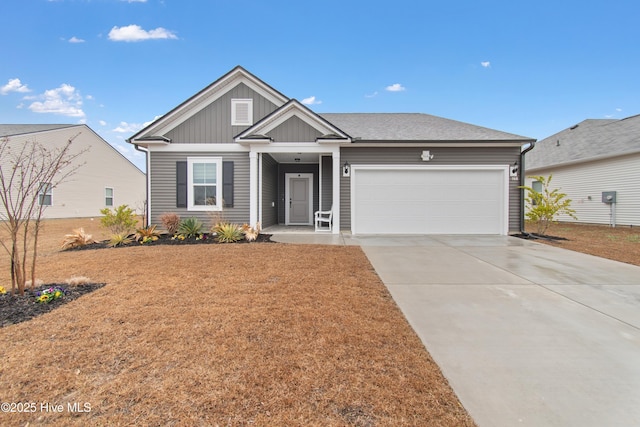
[231,99,253,126]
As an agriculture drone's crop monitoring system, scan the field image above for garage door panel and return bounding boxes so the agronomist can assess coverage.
[352,167,506,235]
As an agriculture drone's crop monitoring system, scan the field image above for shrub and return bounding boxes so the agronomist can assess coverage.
[108,233,133,247]
[136,224,160,244]
[521,175,577,235]
[100,205,138,235]
[160,212,181,234]
[241,222,261,242]
[61,228,97,250]
[214,222,244,243]
[178,217,204,238]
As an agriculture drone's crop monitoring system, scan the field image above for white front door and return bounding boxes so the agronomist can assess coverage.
[285,173,313,225]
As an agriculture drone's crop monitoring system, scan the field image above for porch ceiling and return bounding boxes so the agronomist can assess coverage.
[268,152,322,163]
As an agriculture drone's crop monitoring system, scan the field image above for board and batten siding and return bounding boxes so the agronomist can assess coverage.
[339,146,522,232]
[261,154,278,227]
[165,83,279,144]
[266,116,322,143]
[525,153,640,226]
[149,151,250,227]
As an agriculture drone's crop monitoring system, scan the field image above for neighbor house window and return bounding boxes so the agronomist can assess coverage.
[231,99,253,126]
[187,157,222,211]
[105,187,114,206]
[38,182,52,206]
[531,180,543,205]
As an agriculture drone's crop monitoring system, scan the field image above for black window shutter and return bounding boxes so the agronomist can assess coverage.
[223,161,234,208]
[176,161,187,208]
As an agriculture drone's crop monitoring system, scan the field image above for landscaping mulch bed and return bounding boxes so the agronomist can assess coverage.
[0,283,105,327]
[68,232,273,251]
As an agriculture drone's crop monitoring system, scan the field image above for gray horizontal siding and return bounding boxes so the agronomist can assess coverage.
[149,151,250,228]
[267,116,322,142]
[339,146,522,232]
[166,83,279,143]
[321,156,333,211]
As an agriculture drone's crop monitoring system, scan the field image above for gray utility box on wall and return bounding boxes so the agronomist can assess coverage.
[602,191,617,204]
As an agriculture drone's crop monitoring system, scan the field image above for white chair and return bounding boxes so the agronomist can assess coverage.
[314,207,333,232]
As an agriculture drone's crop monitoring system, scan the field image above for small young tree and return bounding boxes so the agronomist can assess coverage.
[521,175,577,235]
[0,134,85,295]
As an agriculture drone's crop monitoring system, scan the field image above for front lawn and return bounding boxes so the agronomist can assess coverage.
[0,219,475,426]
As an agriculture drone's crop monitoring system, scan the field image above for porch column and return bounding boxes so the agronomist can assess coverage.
[249,150,258,226]
[332,152,340,234]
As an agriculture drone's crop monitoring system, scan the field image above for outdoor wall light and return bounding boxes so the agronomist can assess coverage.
[343,161,351,177]
[421,150,434,161]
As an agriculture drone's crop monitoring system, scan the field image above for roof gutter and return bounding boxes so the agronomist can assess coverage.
[519,140,536,234]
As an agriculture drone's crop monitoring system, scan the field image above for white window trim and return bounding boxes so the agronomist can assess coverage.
[105,187,114,207]
[231,99,253,126]
[187,157,223,211]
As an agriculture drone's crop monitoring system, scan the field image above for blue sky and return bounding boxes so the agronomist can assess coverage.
[2,0,639,171]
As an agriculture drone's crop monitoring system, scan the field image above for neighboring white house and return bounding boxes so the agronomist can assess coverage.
[0,124,146,219]
[525,114,640,226]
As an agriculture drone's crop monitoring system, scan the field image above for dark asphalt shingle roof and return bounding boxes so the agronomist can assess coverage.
[526,114,640,170]
[319,113,534,142]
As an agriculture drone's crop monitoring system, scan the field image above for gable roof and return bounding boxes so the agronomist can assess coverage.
[235,99,351,143]
[320,113,534,142]
[0,124,80,137]
[526,114,640,170]
[129,66,289,143]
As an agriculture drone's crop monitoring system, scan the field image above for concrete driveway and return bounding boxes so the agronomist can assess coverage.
[350,235,640,427]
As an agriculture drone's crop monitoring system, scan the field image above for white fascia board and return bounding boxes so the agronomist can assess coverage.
[140,73,288,139]
[351,164,510,171]
[146,143,250,152]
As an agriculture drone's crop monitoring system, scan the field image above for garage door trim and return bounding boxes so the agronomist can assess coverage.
[350,164,510,235]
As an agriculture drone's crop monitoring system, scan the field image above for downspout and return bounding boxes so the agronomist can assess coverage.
[519,140,536,235]
[133,141,150,227]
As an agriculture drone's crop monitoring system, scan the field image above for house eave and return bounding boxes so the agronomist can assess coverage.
[527,149,640,172]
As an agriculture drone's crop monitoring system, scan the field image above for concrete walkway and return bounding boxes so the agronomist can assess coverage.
[272,232,640,427]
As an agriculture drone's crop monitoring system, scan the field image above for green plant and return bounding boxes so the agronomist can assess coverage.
[627,234,640,243]
[178,217,203,238]
[521,175,577,235]
[241,222,261,242]
[160,212,181,234]
[61,227,97,250]
[214,222,244,243]
[36,286,67,303]
[100,205,138,235]
[135,224,160,244]
[108,233,133,247]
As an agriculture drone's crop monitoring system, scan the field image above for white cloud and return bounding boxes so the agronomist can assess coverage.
[112,121,144,133]
[108,24,178,42]
[301,96,322,105]
[143,115,162,128]
[99,120,107,126]
[385,83,405,92]
[365,91,378,98]
[616,108,622,112]
[481,61,491,68]
[28,83,85,118]
[69,36,85,43]
[1,78,31,95]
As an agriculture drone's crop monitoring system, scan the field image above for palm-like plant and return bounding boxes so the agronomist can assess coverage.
[61,228,96,250]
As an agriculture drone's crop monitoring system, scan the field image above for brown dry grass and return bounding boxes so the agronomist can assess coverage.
[526,222,640,267]
[0,219,475,426]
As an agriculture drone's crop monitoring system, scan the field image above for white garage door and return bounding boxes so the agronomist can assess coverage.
[351,166,508,235]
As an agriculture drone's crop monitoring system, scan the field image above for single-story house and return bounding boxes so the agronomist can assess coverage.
[525,114,640,227]
[0,124,146,219]
[128,66,535,235]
